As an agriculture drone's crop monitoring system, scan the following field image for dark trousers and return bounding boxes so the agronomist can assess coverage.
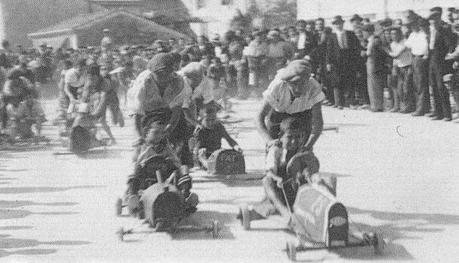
[429,58,451,119]
[412,56,430,114]
[356,68,369,105]
[335,51,357,106]
[395,65,415,112]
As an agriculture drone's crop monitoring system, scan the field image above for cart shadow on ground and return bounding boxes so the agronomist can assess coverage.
[326,207,459,261]
[169,210,236,240]
[0,198,90,258]
[0,235,91,258]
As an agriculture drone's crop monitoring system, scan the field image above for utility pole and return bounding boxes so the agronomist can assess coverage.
[384,0,388,18]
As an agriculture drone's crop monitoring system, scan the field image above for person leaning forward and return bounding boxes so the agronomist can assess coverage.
[256,60,325,152]
[127,53,191,145]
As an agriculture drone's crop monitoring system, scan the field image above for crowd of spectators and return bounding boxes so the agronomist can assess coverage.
[0,6,458,131]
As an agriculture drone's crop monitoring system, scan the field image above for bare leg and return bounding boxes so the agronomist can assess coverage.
[100,117,116,143]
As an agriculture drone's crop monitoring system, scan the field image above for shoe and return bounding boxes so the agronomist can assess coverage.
[358,104,370,110]
[332,105,338,108]
[426,112,437,117]
[399,109,414,114]
[431,116,443,120]
[412,111,425,117]
[338,106,343,110]
[443,117,452,122]
[390,108,400,113]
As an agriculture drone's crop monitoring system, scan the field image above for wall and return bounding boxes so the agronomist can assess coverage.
[31,33,78,49]
[0,0,104,47]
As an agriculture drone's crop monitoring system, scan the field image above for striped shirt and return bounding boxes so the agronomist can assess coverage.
[390,40,412,68]
[263,77,325,114]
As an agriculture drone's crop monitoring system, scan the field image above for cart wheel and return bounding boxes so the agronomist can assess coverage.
[117,227,125,242]
[286,241,297,261]
[239,204,251,230]
[127,195,140,216]
[373,233,385,255]
[211,220,220,239]
[115,198,123,216]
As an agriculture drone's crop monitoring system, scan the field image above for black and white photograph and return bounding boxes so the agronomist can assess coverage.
[0,0,458,262]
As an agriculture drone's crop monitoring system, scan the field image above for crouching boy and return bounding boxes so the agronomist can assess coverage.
[239,117,319,221]
[126,118,198,214]
[194,105,241,169]
[7,92,46,141]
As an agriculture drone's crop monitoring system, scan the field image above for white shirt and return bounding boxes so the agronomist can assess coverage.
[405,31,428,56]
[127,70,190,115]
[429,25,437,50]
[64,68,85,87]
[335,30,348,49]
[263,77,325,114]
[297,32,306,50]
[390,40,412,67]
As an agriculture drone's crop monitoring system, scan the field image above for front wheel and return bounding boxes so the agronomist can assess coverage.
[211,220,220,238]
[115,198,122,216]
[286,241,297,261]
[372,233,385,255]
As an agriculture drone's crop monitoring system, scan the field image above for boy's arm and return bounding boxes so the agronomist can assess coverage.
[302,102,323,152]
[219,123,238,148]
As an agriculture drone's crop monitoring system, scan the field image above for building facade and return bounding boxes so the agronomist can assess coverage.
[297,0,458,28]
[0,0,105,47]
[28,10,188,49]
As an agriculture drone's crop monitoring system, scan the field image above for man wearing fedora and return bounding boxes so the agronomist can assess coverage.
[328,15,360,108]
[350,14,363,31]
[427,8,455,121]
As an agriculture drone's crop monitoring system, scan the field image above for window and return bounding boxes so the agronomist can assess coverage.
[196,0,205,9]
[221,0,232,5]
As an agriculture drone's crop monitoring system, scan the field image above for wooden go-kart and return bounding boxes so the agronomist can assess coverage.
[115,156,221,241]
[207,149,246,176]
[0,117,50,150]
[238,152,385,261]
[55,107,110,155]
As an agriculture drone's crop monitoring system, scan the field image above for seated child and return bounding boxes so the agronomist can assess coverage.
[206,57,229,112]
[6,92,46,140]
[194,105,241,169]
[239,117,319,221]
[127,118,197,213]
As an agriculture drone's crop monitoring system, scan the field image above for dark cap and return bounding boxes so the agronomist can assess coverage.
[428,12,441,20]
[430,6,442,14]
[277,60,312,82]
[350,14,363,22]
[332,15,345,25]
[380,18,393,28]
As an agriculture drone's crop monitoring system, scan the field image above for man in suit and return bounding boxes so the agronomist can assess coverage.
[328,15,361,108]
[295,20,317,60]
[428,11,454,121]
[312,18,334,105]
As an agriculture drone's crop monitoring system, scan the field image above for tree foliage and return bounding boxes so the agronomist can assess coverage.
[230,0,297,31]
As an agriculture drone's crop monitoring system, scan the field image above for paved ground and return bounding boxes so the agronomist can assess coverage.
[0,97,458,263]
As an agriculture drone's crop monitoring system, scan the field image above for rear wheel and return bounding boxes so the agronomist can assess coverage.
[117,227,125,242]
[239,204,250,230]
[373,233,385,255]
[115,198,122,216]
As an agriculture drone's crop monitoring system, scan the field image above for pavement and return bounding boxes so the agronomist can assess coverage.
[0,97,458,263]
